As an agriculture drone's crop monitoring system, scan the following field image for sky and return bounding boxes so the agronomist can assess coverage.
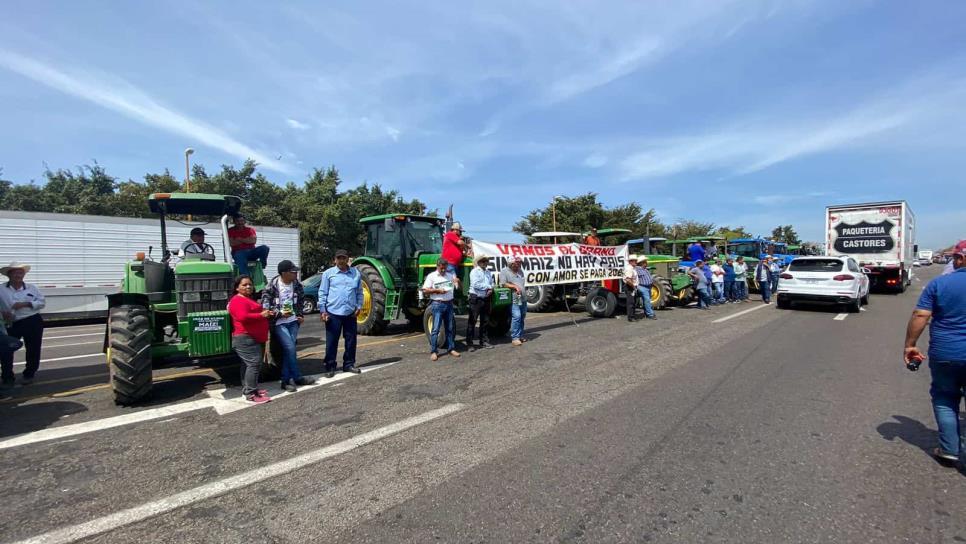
[1,1,965,248]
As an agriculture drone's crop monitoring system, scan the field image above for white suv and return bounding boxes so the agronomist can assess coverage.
[775,256,870,312]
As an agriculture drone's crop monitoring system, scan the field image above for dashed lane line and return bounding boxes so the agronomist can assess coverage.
[44,333,102,340]
[13,353,103,366]
[711,303,771,324]
[9,403,464,544]
[833,313,848,321]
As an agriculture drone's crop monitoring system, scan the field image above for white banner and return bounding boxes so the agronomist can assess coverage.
[471,241,628,286]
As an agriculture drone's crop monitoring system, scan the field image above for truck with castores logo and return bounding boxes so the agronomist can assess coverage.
[825,201,916,293]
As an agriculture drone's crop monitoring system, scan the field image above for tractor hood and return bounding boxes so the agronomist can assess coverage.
[149,193,243,217]
[174,261,233,275]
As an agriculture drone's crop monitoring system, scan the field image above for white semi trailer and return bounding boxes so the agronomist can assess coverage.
[0,210,300,320]
[825,201,916,292]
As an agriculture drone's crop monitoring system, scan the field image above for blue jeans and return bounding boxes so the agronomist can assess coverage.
[770,276,779,294]
[697,286,713,308]
[724,280,736,301]
[929,359,966,457]
[233,245,270,276]
[759,278,771,303]
[324,313,357,371]
[636,285,655,317]
[510,302,527,340]
[713,283,725,302]
[737,280,748,300]
[274,320,302,383]
[429,301,456,353]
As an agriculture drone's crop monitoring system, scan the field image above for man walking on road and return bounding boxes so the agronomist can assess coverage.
[623,255,641,322]
[423,258,461,361]
[689,261,713,310]
[465,255,494,351]
[904,244,966,465]
[755,257,773,304]
[501,257,528,345]
[319,249,363,377]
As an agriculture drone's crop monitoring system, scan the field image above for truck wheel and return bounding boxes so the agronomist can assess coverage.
[650,275,671,311]
[848,297,861,313]
[355,264,390,335]
[586,286,617,318]
[777,297,791,310]
[108,304,153,406]
[404,308,424,331]
[860,292,870,305]
[526,285,555,312]
[423,305,448,346]
[302,296,317,314]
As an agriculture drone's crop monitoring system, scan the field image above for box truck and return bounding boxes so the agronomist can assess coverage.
[825,201,916,292]
[0,210,300,320]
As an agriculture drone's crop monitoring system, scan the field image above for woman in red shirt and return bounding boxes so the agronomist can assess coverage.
[228,275,273,404]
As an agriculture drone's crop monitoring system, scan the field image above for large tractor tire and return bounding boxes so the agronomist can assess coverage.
[586,286,617,318]
[650,275,671,311]
[674,285,695,306]
[526,285,556,313]
[487,308,511,338]
[355,263,390,335]
[108,304,153,406]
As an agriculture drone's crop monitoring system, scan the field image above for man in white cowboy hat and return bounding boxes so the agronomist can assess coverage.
[500,256,528,346]
[0,261,46,387]
[442,222,467,277]
[466,254,495,351]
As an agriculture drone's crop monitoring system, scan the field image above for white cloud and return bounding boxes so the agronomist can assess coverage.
[285,118,311,130]
[385,125,401,142]
[583,153,608,168]
[548,36,663,102]
[0,48,294,174]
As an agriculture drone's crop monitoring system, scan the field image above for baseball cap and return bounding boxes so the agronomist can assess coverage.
[334,249,349,258]
[277,260,299,274]
[954,240,966,256]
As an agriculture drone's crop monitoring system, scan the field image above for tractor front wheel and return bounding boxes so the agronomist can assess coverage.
[423,305,448,347]
[526,285,555,312]
[650,275,671,311]
[355,264,390,335]
[108,304,153,406]
[586,286,617,318]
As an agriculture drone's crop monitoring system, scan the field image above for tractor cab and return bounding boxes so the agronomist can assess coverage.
[359,214,446,291]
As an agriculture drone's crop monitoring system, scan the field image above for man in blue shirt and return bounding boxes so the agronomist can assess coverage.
[687,242,705,264]
[723,258,737,303]
[465,254,495,351]
[319,249,364,378]
[905,245,966,465]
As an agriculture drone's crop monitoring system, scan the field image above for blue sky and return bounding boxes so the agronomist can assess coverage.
[2,1,965,248]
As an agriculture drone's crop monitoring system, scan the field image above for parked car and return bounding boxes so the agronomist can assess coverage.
[775,256,870,312]
[301,273,323,313]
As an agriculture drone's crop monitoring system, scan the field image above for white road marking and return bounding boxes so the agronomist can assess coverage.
[711,303,771,323]
[43,341,101,348]
[833,313,848,321]
[860,307,867,312]
[13,353,102,366]
[44,333,102,340]
[0,363,398,449]
[12,403,465,544]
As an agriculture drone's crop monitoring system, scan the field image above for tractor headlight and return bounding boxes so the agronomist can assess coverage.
[182,292,201,302]
[211,291,229,301]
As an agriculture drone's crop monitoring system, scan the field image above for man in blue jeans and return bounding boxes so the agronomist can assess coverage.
[261,260,315,391]
[228,214,270,277]
[422,258,461,361]
[755,257,773,304]
[500,257,528,345]
[319,249,364,378]
[635,256,657,320]
[904,245,966,466]
[688,261,713,310]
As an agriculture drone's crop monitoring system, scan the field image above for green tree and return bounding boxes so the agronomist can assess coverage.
[512,193,667,240]
[770,225,801,244]
[714,225,752,241]
[669,219,716,240]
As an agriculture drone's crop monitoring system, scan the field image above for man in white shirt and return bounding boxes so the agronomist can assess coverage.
[710,259,725,304]
[179,228,216,260]
[623,255,641,322]
[733,257,749,302]
[422,258,461,361]
[0,261,46,387]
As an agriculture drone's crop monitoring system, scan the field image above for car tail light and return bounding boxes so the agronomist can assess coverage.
[833,274,855,281]
[779,273,793,279]
[886,278,898,285]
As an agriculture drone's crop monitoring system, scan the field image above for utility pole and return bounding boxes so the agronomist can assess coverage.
[184,148,194,220]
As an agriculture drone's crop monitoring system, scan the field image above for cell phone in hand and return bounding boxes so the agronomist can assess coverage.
[906,355,924,371]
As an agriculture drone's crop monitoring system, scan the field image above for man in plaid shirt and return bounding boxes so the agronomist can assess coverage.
[636,256,658,320]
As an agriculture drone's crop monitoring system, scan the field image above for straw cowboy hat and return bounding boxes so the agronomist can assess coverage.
[0,261,31,276]
[474,254,491,265]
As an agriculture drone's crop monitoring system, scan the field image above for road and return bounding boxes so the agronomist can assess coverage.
[2,265,963,543]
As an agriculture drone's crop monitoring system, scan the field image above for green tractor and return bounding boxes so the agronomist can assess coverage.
[626,237,694,307]
[105,193,269,405]
[352,214,512,341]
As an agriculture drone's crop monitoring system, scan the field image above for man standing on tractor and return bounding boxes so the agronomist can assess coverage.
[584,227,601,246]
[262,260,316,392]
[442,222,467,277]
[228,214,270,276]
[688,242,705,263]
[623,255,641,322]
[423,258,461,361]
[319,249,364,377]
[466,255,494,352]
[501,257,528,346]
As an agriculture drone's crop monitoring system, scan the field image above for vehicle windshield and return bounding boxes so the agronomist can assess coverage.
[728,242,761,258]
[405,221,444,253]
[788,259,844,272]
[303,274,322,288]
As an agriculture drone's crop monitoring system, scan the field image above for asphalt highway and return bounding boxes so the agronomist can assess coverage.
[2,265,963,543]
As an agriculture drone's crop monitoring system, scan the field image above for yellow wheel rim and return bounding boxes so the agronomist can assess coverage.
[677,288,689,300]
[105,346,112,365]
[357,281,373,324]
[650,285,661,304]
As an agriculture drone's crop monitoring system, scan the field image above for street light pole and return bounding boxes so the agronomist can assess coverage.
[184,148,195,220]
[551,195,563,244]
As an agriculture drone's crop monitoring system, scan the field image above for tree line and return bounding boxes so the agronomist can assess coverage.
[0,162,806,273]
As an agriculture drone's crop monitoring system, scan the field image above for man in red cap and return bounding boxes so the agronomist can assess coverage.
[943,240,966,275]
[904,241,966,466]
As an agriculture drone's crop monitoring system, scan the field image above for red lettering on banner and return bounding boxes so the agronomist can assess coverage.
[578,245,617,256]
